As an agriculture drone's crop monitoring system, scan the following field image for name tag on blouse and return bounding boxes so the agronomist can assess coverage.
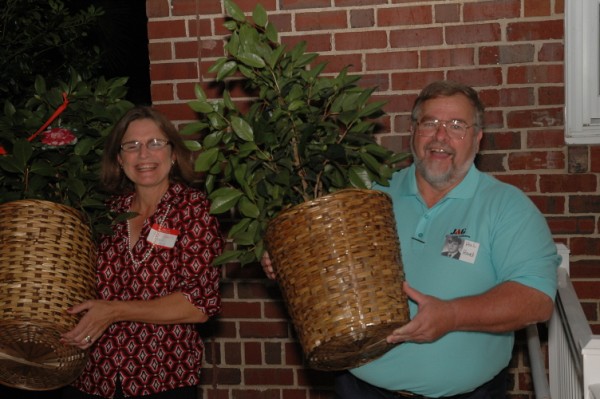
[147,224,179,248]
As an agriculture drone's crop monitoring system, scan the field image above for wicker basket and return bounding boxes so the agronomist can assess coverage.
[264,189,409,370]
[0,200,96,390]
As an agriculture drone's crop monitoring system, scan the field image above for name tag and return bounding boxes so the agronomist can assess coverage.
[147,224,179,248]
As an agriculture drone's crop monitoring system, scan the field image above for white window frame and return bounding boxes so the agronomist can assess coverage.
[565,0,600,144]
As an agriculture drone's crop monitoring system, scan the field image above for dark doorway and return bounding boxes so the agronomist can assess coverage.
[75,0,152,105]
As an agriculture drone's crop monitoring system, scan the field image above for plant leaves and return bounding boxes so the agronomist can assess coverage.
[209,187,244,214]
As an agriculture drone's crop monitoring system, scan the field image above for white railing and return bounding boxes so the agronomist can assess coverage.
[528,243,600,399]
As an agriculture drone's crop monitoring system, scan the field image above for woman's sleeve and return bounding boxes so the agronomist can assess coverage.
[176,192,224,318]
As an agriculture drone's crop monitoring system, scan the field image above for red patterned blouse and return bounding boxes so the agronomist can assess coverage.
[73,183,223,397]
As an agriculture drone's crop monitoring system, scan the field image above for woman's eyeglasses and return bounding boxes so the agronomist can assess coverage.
[120,138,171,152]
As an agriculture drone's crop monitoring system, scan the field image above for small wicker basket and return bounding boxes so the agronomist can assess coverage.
[265,189,409,370]
[0,200,96,390]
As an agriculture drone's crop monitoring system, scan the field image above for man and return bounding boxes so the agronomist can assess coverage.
[441,235,463,259]
[262,80,560,399]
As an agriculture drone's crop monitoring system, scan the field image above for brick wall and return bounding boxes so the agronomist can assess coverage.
[145,0,599,398]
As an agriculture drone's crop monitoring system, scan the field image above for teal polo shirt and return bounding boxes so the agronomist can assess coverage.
[351,164,559,397]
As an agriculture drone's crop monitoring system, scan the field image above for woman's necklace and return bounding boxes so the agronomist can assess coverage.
[127,204,172,267]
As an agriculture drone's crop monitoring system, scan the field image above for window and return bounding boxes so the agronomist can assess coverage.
[565,0,600,144]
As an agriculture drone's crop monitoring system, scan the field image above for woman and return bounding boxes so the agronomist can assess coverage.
[61,106,223,398]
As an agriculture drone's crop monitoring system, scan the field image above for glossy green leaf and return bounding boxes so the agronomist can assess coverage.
[231,116,254,141]
[188,99,214,113]
[252,4,268,27]
[238,196,260,218]
[209,187,244,214]
[224,0,246,22]
[194,147,219,172]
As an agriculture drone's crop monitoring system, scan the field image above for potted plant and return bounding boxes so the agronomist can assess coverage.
[0,71,133,391]
[0,2,133,390]
[184,0,411,371]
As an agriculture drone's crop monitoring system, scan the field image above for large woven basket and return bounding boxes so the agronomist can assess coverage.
[0,200,96,390]
[264,188,409,370]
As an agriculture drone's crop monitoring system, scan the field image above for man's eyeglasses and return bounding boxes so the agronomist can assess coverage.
[120,138,171,152]
[414,119,477,140]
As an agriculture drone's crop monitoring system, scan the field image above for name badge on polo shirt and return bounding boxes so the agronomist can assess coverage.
[147,224,179,248]
[459,239,479,264]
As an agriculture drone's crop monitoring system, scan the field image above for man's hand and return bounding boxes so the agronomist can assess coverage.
[386,282,457,344]
[261,251,276,280]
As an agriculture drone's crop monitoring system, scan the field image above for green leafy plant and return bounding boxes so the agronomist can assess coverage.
[0,0,104,106]
[183,0,409,265]
[0,71,133,238]
[0,0,133,239]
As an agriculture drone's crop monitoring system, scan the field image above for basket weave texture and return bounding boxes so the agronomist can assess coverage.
[0,200,96,390]
[265,188,409,370]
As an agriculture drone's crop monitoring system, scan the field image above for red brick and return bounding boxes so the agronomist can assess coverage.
[494,174,538,192]
[335,30,388,50]
[573,280,600,298]
[234,0,277,12]
[366,51,418,71]
[507,65,563,84]
[296,10,347,31]
[149,42,173,61]
[539,174,597,193]
[150,83,175,102]
[446,23,501,45]
[528,195,565,214]
[421,48,474,68]
[146,0,172,18]
[337,0,387,5]
[221,301,262,318]
[435,3,460,23]
[390,27,443,48]
[538,86,564,105]
[244,341,262,364]
[282,33,332,53]
[172,0,217,15]
[147,19,187,40]
[359,73,391,92]
[507,20,563,41]
[538,43,564,62]
[571,260,600,279]
[570,195,600,213]
[285,342,305,365]
[202,367,242,385]
[150,61,198,81]
[480,131,521,151]
[464,0,520,21]
[479,44,535,65]
[153,102,198,122]
[526,129,566,148]
[377,5,432,26]
[524,0,552,16]
[265,342,283,365]
[240,321,290,338]
[591,146,600,172]
[281,0,331,10]
[350,9,375,28]
[447,67,503,87]
[547,216,596,234]
[479,88,534,107]
[244,368,294,385]
[391,71,444,91]
[508,151,565,170]
[224,342,242,364]
[506,107,563,129]
[476,153,505,173]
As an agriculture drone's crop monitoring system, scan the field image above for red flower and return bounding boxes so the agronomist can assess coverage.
[41,127,77,147]
[0,146,6,155]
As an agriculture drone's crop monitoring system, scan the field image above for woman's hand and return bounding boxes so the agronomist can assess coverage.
[60,300,116,349]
